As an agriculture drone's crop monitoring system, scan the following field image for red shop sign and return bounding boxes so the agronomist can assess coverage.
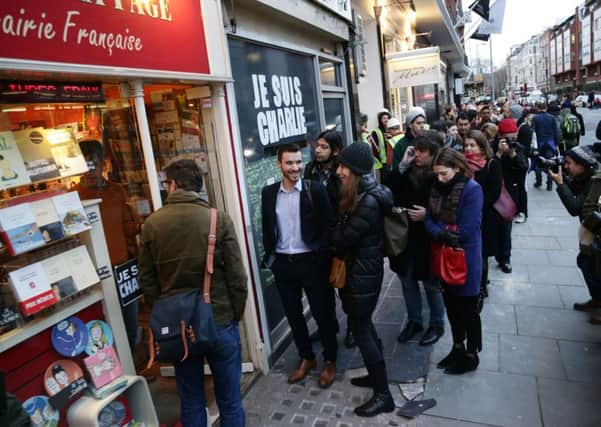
[0,0,210,75]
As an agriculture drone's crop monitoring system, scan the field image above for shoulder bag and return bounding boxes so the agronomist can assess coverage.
[384,207,409,257]
[431,225,467,286]
[329,257,346,288]
[146,208,219,368]
[493,181,517,223]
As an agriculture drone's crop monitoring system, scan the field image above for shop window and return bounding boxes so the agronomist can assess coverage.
[323,98,347,143]
[320,60,342,87]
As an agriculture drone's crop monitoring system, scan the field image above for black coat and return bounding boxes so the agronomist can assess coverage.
[474,159,503,257]
[498,151,529,204]
[333,175,393,317]
[261,179,335,266]
[386,165,436,279]
[303,160,341,210]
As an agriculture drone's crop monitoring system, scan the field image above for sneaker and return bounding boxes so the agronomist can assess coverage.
[514,213,526,223]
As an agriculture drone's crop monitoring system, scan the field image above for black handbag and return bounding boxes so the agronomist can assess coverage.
[384,207,409,257]
[146,208,219,367]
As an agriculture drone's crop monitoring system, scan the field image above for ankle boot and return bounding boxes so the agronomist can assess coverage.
[444,353,479,375]
[350,374,372,388]
[436,344,465,369]
[344,331,356,348]
[354,362,394,417]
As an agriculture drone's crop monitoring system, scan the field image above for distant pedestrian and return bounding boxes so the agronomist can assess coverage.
[369,109,391,181]
[532,102,560,191]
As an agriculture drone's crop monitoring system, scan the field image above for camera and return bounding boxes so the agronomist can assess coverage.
[536,155,564,173]
[507,139,519,150]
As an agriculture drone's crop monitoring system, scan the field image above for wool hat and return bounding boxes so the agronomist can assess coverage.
[497,118,518,136]
[338,142,374,175]
[566,146,598,168]
[405,107,426,125]
[387,117,401,129]
[509,104,523,120]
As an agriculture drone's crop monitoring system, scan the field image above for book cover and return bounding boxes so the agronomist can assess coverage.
[62,246,99,291]
[30,198,66,243]
[0,204,46,256]
[83,345,123,389]
[41,254,76,301]
[0,131,31,190]
[8,262,57,316]
[51,192,91,236]
[13,127,61,182]
[45,128,88,177]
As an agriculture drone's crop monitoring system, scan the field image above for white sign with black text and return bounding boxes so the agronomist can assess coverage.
[386,47,441,89]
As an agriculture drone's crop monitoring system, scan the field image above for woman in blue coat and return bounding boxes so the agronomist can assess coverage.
[425,148,484,374]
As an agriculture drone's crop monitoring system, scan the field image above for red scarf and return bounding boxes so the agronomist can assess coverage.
[464,152,487,173]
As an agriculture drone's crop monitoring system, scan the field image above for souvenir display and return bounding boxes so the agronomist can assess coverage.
[22,395,59,427]
[51,316,88,357]
[43,359,84,396]
[98,400,127,427]
[85,319,114,355]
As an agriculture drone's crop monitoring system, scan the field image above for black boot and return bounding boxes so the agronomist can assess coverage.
[344,331,356,348]
[444,352,479,375]
[397,321,423,342]
[354,362,394,417]
[436,344,465,369]
[350,374,371,388]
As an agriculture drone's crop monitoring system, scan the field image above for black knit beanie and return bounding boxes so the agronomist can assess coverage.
[566,146,598,168]
[338,142,374,175]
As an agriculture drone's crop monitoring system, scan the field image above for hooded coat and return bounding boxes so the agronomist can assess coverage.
[332,175,393,317]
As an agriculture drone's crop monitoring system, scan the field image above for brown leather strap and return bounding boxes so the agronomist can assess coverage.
[145,328,155,371]
[203,208,217,304]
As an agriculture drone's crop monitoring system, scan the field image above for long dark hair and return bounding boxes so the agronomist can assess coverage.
[338,172,361,214]
[433,147,473,179]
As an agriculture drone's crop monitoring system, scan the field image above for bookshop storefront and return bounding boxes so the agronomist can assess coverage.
[0,1,261,425]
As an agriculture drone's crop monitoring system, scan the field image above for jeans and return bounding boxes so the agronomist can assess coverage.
[272,253,338,362]
[577,252,601,301]
[174,322,244,427]
[400,252,445,328]
[534,144,557,188]
[349,314,389,393]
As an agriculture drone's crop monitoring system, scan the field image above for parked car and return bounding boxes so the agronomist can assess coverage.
[574,95,588,107]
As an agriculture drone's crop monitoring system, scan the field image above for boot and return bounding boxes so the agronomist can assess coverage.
[354,362,395,417]
[350,374,372,388]
[344,331,356,348]
[444,352,479,375]
[436,343,465,369]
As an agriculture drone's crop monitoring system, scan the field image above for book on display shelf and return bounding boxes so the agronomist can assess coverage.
[8,262,57,316]
[0,203,46,256]
[13,127,61,182]
[0,131,31,190]
[83,345,123,389]
[41,254,77,301]
[61,245,100,291]
[52,192,91,236]
[29,198,66,243]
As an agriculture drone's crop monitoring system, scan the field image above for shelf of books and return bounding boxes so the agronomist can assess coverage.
[0,125,156,426]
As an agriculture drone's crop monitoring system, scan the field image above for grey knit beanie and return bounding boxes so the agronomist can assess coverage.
[338,142,374,175]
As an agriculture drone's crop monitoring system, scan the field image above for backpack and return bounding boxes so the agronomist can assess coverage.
[562,114,581,141]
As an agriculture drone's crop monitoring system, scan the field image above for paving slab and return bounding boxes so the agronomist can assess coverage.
[546,249,579,266]
[558,341,601,384]
[423,370,541,427]
[512,236,560,250]
[487,263,529,282]
[555,236,580,250]
[431,332,499,373]
[538,377,601,427]
[557,284,592,309]
[507,248,549,265]
[515,305,600,341]
[499,334,566,379]
[480,303,518,335]
[487,282,564,308]
[374,296,405,324]
[527,264,584,286]
[417,415,501,427]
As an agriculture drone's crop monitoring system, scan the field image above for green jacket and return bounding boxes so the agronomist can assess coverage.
[138,190,248,326]
[392,131,416,172]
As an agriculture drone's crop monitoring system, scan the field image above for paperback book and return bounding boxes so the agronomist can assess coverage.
[0,131,31,190]
[8,262,57,316]
[62,245,99,291]
[30,198,66,243]
[13,127,61,182]
[51,192,91,236]
[83,345,123,389]
[0,204,46,256]
[41,254,77,301]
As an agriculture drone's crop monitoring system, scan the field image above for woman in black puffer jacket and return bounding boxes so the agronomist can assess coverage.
[332,142,393,417]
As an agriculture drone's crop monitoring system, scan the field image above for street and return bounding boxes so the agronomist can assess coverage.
[241,108,601,427]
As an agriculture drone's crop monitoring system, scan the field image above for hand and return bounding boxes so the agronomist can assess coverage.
[407,205,426,222]
[402,146,416,164]
[439,230,460,247]
[547,165,563,185]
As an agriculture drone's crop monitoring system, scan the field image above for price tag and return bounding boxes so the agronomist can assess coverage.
[87,211,100,225]
[96,266,111,280]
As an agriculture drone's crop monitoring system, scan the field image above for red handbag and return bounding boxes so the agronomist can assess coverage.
[493,181,517,223]
[431,225,467,286]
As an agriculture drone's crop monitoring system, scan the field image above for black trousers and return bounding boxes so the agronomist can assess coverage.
[272,253,338,362]
[443,292,482,354]
[495,222,512,265]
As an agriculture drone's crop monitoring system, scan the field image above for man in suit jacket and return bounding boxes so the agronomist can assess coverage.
[261,143,338,388]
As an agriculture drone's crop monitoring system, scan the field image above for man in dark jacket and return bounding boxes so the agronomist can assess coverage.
[532,102,560,191]
[548,146,601,324]
[388,136,445,345]
[392,106,426,171]
[262,144,338,388]
[139,159,248,427]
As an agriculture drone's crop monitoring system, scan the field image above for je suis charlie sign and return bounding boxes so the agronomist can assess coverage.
[0,0,210,75]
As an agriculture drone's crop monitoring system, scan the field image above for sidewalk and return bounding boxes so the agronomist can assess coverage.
[243,181,601,427]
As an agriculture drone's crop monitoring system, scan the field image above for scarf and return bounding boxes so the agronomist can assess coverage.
[429,175,468,225]
[464,152,487,174]
[408,164,434,192]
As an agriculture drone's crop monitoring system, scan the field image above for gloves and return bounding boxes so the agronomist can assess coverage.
[439,230,460,248]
